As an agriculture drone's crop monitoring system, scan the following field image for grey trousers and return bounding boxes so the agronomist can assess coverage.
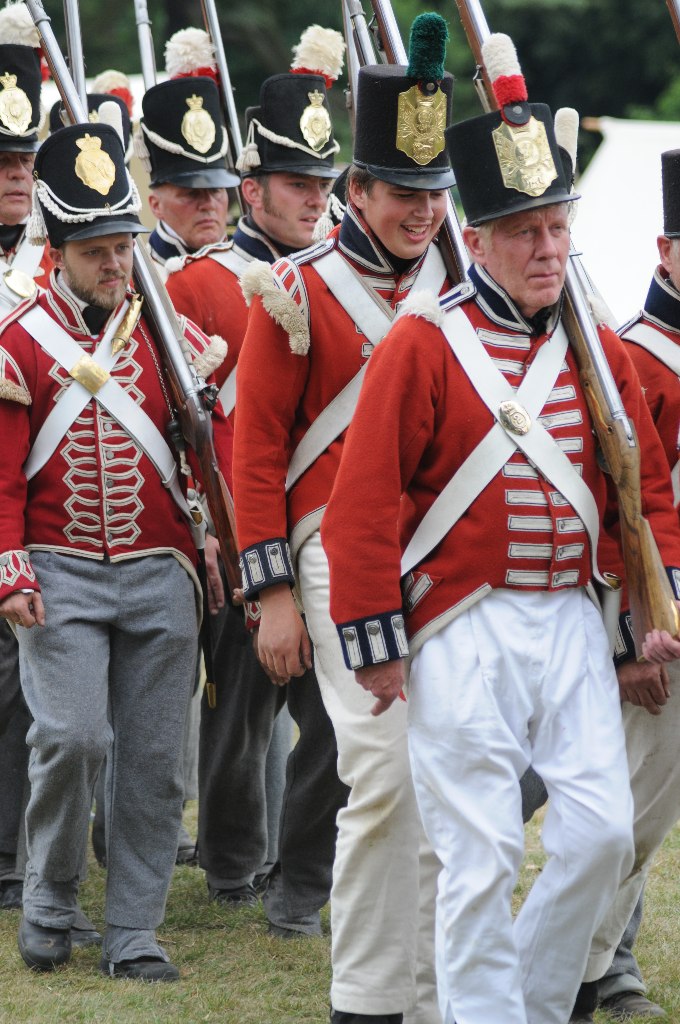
[198,598,349,924]
[18,552,197,933]
[0,621,29,884]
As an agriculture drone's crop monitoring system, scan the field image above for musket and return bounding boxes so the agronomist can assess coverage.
[453,0,680,653]
[198,0,244,212]
[132,0,157,92]
[342,0,469,285]
[62,0,87,112]
[666,0,680,44]
[25,0,242,599]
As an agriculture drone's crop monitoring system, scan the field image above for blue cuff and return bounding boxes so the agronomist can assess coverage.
[614,566,680,667]
[239,538,295,598]
[335,609,409,670]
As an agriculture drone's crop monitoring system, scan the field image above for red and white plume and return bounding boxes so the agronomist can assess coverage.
[164,26,217,82]
[291,25,345,89]
[92,69,134,117]
[481,32,528,110]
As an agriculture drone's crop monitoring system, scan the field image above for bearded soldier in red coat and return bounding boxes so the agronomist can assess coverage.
[0,121,231,980]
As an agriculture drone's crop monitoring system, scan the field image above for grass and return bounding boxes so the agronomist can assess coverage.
[0,804,678,1024]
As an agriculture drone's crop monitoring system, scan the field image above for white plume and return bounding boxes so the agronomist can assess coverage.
[291,25,345,81]
[554,107,579,172]
[0,1,40,47]
[92,69,131,94]
[165,27,216,77]
[97,100,124,145]
[482,33,522,83]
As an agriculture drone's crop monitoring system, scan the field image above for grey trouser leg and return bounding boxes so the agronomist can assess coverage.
[598,890,645,998]
[265,667,350,929]
[0,619,21,733]
[264,705,294,870]
[19,552,197,931]
[198,599,347,920]
[198,599,285,888]
[0,699,30,882]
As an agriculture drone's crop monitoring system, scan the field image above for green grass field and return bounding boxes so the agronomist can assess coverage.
[0,805,677,1024]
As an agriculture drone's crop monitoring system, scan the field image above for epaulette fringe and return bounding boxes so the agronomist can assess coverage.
[193,335,228,378]
[0,379,31,406]
[240,260,310,355]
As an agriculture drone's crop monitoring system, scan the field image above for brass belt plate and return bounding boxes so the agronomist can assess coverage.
[70,353,110,394]
[499,399,531,435]
[4,268,36,299]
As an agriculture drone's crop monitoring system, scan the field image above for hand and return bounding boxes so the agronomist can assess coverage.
[617,659,670,716]
[203,534,225,615]
[641,626,680,664]
[0,591,45,629]
[355,660,407,716]
[257,584,313,680]
[252,628,290,686]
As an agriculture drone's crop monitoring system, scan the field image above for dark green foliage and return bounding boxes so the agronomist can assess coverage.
[406,12,449,81]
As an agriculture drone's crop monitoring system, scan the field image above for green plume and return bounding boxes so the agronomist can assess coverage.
[407,12,449,81]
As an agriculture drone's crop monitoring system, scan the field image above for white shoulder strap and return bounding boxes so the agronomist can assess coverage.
[285,246,448,492]
[402,308,605,585]
[0,236,44,312]
[208,247,251,279]
[218,365,236,417]
[622,322,680,377]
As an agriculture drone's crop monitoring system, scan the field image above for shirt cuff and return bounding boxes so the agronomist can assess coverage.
[335,609,409,671]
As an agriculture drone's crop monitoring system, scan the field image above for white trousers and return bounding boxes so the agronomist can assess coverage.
[408,588,634,1024]
[299,532,441,1023]
[585,658,680,981]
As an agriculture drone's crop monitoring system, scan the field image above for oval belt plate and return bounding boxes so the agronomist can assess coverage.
[499,399,531,435]
[4,268,36,299]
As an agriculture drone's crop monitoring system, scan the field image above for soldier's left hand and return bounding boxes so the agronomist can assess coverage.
[355,660,407,717]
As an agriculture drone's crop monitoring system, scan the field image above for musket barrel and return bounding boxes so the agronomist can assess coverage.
[63,0,87,110]
[132,0,157,91]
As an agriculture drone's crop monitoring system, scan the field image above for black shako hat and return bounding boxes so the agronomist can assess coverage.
[352,13,455,190]
[446,34,576,226]
[138,76,239,189]
[238,73,340,179]
[0,44,43,153]
[49,94,133,164]
[662,150,680,238]
[28,123,146,249]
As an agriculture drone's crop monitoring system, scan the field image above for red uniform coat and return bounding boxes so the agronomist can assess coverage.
[321,264,680,669]
[620,266,680,476]
[232,203,452,598]
[0,270,231,602]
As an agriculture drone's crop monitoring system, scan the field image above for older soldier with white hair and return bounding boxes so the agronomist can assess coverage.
[321,35,680,1024]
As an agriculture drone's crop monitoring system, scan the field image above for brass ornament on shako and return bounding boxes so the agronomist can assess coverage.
[499,399,531,436]
[74,133,116,196]
[181,93,216,155]
[492,116,557,198]
[0,71,32,135]
[299,90,331,152]
[396,84,447,166]
[88,109,100,124]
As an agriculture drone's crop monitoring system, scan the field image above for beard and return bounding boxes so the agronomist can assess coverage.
[67,276,127,310]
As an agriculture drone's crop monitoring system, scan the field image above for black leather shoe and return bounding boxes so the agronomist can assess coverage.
[599,991,666,1019]
[330,1012,403,1024]
[18,915,71,971]
[100,955,179,982]
[208,882,258,907]
[70,907,102,949]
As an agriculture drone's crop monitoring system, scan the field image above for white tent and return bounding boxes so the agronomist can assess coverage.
[573,116,680,325]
